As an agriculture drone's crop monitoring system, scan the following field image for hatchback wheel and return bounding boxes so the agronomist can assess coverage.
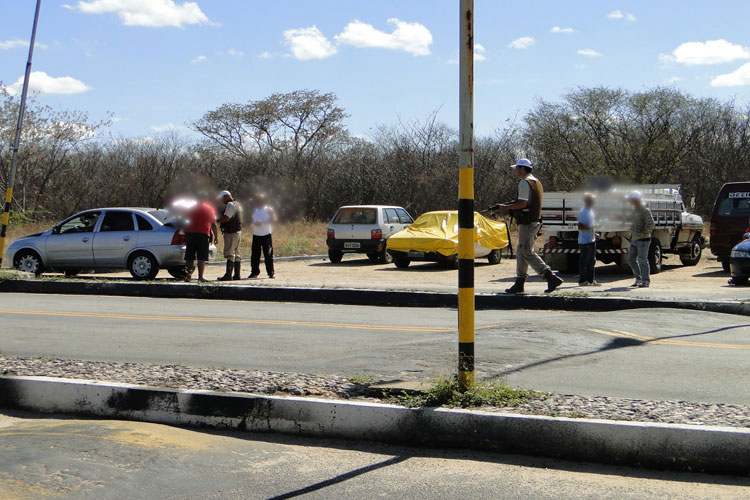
[328,250,343,264]
[14,250,44,276]
[128,252,159,280]
[167,266,188,280]
[487,249,502,265]
[394,258,411,269]
[379,248,393,264]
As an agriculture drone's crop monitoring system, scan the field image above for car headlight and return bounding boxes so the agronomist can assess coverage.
[731,250,750,258]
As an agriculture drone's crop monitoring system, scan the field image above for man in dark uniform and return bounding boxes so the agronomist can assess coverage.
[493,158,564,294]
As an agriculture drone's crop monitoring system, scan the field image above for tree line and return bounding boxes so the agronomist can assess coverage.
[1,85,749,224]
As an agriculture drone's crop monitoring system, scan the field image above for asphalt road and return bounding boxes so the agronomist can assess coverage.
[1,411,748,500]
[1,293,750,404]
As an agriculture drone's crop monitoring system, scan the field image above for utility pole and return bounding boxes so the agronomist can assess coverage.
[457,0,475,391]
[0,0,42,267]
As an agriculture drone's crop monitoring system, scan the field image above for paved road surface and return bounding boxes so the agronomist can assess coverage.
[1,293,750,404]
[1,411,747,500]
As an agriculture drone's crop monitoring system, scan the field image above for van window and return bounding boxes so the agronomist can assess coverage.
[718,193,750,217]
[333,208,377,224]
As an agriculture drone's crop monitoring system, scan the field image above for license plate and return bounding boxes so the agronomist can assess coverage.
[729,192,750,199]
[409,251,425,257]
[344,242,361,249]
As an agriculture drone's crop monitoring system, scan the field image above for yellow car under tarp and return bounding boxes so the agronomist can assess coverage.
[386,211,510,268]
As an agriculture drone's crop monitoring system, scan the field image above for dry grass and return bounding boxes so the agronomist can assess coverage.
[230,221,328,258]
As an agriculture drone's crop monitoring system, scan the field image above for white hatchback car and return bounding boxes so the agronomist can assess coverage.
[326,205,414,264]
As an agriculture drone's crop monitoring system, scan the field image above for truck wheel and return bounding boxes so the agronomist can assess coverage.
[328,250,343,263]
[487,249,502,265]
[679,238,702,266]
[394,258,411,269]
[648,240,663,274]
[378,248,393,264]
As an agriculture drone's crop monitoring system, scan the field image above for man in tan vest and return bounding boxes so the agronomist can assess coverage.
[493,158,563,294]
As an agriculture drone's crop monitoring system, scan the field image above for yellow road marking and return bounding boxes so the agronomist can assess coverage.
[587,328,750,350]
[0,308,500,334]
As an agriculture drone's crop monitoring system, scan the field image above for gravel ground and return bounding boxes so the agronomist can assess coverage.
[3,354,750,428]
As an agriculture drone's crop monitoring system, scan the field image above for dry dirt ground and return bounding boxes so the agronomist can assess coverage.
[48,250,745,303]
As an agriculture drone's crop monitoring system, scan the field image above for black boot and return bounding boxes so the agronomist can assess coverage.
[505,277,526,294]
[544,269,563,293]
[233,260,242,280]
[218,260,233,281]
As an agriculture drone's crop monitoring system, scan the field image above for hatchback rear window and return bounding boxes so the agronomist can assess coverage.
[717,193,750,217]
[333,208,377,224]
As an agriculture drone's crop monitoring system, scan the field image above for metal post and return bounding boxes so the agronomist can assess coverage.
[0,0,42,267]
[457,0,475,392]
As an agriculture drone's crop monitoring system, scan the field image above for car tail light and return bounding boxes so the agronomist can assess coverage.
[327,228,335,239]
[710,223,717,238]
[171,230,186,245]
[371,229,382,239]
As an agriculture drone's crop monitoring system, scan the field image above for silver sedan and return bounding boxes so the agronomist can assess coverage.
[5,208,217,280]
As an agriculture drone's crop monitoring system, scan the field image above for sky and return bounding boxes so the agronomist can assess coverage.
[2,0,750,140]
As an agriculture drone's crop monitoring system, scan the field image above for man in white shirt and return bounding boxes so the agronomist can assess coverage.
[249,193,277,279]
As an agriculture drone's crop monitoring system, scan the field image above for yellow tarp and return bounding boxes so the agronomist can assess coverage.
[387,211,509,256]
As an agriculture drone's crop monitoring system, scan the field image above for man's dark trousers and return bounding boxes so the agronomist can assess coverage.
[251,234,274,276]
[578,242,596,284]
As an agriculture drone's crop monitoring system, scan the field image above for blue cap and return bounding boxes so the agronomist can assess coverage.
[511,158,533,169]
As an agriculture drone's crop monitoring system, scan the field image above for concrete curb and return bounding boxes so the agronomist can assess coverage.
[1,278,749,315]
[1,376,748,474]
[205,254,326,267]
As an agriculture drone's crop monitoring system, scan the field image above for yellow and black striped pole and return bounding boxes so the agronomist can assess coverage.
[457,0,475,392]
[0,0,42,268]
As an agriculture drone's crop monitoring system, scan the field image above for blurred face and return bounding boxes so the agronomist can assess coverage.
[629,197,640,208]
[513,167,527,179]
[221,194,232,204]
[584,196,595,208]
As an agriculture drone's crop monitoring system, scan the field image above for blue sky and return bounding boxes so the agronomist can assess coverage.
[2,0,750,139]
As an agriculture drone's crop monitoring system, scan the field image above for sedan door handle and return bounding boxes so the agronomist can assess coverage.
[123,236,131,241]
[82,237,90,242]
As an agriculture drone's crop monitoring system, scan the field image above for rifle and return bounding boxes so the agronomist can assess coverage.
[482,205,515,258]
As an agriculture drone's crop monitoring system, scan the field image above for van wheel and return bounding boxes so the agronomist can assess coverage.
[679,238,702,266]
[648,240,663,274]
[328,250,343,264]
[379,248,393,264]
[487,249,502,265]
[128,251,159,280]
[367,252,379,262]
[394,258,411,269]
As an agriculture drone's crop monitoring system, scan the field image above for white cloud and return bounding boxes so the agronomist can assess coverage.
[0,39,48,50]
[663,39,750,66]
[508,36,534,49]
[151,122,177,132]
[607,10,636,21]
[665,76,682,83]
[258,51,272,59]
[335,18,432,56]
[711,62,750,87]
[578,48,602,58]
[64,0,213,28]
[474,43,487,61]
[227,48,243,57]
[190,55,207,63]
[5,71,91,96]
[550,26,574,34]
[283,26,337,60]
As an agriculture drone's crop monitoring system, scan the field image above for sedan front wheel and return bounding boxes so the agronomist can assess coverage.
[128,252,159,280]
[14,250,44,276]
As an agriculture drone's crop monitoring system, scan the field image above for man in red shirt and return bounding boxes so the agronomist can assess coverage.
[184,193,218,282]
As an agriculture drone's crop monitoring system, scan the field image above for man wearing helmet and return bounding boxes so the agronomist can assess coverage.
[493,158,563,294]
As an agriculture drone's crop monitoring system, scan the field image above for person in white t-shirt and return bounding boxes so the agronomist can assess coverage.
[249,193,277,279]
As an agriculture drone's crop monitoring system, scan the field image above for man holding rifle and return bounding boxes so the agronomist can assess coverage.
[492,158,563,294]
